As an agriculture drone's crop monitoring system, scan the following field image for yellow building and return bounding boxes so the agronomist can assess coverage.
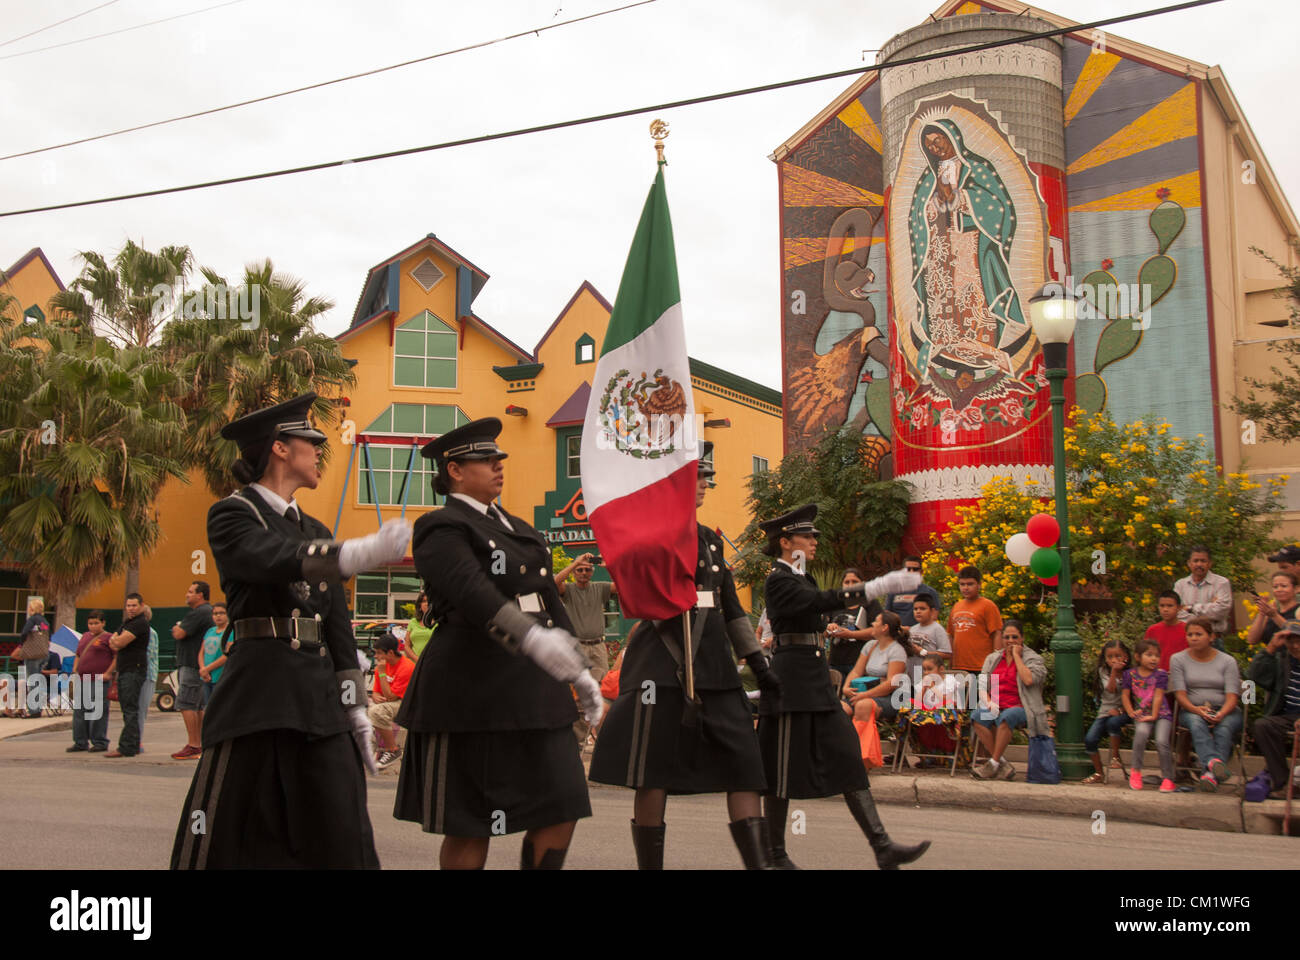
[70,233,782,648]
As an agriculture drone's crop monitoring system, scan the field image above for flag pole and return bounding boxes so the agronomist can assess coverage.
[652,118,693,705]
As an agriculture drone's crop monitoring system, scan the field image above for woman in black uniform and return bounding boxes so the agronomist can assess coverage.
[171,393,411,869]
[394,418,603,869]
[757,504,932,870]
[589,443,782,869]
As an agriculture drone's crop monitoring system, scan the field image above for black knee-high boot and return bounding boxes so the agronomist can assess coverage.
[763,795,798,870]
[520,838,568,869]
[630,820,665,870]
[727,817,775,870]
[844,788,931,869]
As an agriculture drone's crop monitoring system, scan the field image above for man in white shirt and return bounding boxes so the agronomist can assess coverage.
[1174,545,1233,639]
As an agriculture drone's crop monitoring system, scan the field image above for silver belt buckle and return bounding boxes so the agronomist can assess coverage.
[517,593,542,613]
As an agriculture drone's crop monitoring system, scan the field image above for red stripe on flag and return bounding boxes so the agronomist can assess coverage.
[588,462,698,621]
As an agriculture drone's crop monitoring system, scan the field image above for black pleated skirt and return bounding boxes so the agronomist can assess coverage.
[588,685,767,794]
[170,729,378,869]
[757,707,870,799]
[394,726,591,837]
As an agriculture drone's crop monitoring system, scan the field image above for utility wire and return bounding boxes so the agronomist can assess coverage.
[0,0,123,48]
[0,0,250,61]
[0,0,1226,219]
[1,0,657,161]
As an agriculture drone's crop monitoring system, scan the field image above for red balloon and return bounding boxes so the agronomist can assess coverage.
[1026,513,1060,547]
[1039,575,1059,586]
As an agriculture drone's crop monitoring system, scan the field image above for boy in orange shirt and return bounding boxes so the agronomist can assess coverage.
[946,567,1003,672]
[368,634,414,770]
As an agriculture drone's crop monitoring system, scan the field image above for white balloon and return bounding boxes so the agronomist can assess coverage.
[1005,532,1036,566]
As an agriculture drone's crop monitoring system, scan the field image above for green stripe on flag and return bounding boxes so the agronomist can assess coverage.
[601,166,680,354]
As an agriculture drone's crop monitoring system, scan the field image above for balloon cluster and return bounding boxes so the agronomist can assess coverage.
[1005,514,1061,586]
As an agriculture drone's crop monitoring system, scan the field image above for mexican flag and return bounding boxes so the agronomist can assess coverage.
[581,166,699,620]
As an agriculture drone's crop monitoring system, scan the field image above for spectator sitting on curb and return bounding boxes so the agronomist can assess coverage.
[1122,638,1175,792]
[971,620,1048,781]
[1244,617,1300,800]
[840,611,913,725]
[1169,616,1242,792]
[368,634,414,770]
[1082,638,1131,784]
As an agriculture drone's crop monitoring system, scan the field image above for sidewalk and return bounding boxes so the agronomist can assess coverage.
[580,742,1297,838]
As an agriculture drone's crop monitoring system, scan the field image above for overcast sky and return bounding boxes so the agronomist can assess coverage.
[3,0,1294,390]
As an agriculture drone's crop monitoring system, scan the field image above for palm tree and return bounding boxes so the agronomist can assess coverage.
[49,240,193,345]
[163,259,357,497]
[0,323,188,632]
[47,240,195,598]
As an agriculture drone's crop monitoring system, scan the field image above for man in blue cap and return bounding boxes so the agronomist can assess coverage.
[171,392,411,869]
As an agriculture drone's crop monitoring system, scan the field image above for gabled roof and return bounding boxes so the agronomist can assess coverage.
[532,280,613,357]
[2,247,65,291]
[768,0,1298,242]
[347,233,489,329]
[771,0,1214,163]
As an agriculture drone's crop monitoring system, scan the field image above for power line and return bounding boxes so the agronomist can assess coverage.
[1,0,658,162]
[0,0,124,48]
[0,0,250,61]
[0,0,1227,219]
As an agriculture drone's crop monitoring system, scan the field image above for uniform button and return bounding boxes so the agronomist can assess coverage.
[519,565,527,575]
[815,650,822,658]
[489,540,496,549]
[711,565,720,572]
[546,619,554,627]
[307,544,317,556]
[319,647,327,658]
[710,544,717,552]
[314,613,322,621]
[291,608,301,618]
[699,560,705,568]
[290,638,301,650]
[319,581,328,592]
[539,568,546,577]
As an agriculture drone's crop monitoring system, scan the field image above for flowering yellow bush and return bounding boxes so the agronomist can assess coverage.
[923,409,1287,649]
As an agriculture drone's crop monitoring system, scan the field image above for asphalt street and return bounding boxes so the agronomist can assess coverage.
[3,711,1297,869]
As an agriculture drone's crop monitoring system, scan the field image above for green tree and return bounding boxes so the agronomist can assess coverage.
[48,240,193,345]
[0,323,188,632]
[1228,244,1300,442]
[731,428,911,594]
[161,259,356,497]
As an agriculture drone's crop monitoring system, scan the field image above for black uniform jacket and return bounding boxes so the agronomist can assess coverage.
[760,561,857,715]
[621,524,749,692]
[203,487,361,745]
[396,496,579,733]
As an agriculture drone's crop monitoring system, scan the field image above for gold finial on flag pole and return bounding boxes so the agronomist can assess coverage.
[650,118,669,165]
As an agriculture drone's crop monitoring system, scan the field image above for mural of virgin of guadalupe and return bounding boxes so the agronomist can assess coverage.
[906,119,1036,411]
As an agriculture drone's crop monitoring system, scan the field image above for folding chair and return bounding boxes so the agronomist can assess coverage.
[894,707,969,776]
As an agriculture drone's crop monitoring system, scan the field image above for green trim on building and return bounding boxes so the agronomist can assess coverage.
[492,362,544,381]
[688,357,782,409]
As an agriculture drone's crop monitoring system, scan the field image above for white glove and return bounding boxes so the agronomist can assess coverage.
[859,568,923,600]
[348,707,378,775]
[519,624,586,682]
[339,519,413,577]
[574,672,604,726]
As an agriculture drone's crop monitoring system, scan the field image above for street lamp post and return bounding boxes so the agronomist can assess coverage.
[1027,283,1090,780]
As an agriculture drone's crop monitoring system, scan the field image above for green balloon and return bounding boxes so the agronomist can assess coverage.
[1030,547,1061,579]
